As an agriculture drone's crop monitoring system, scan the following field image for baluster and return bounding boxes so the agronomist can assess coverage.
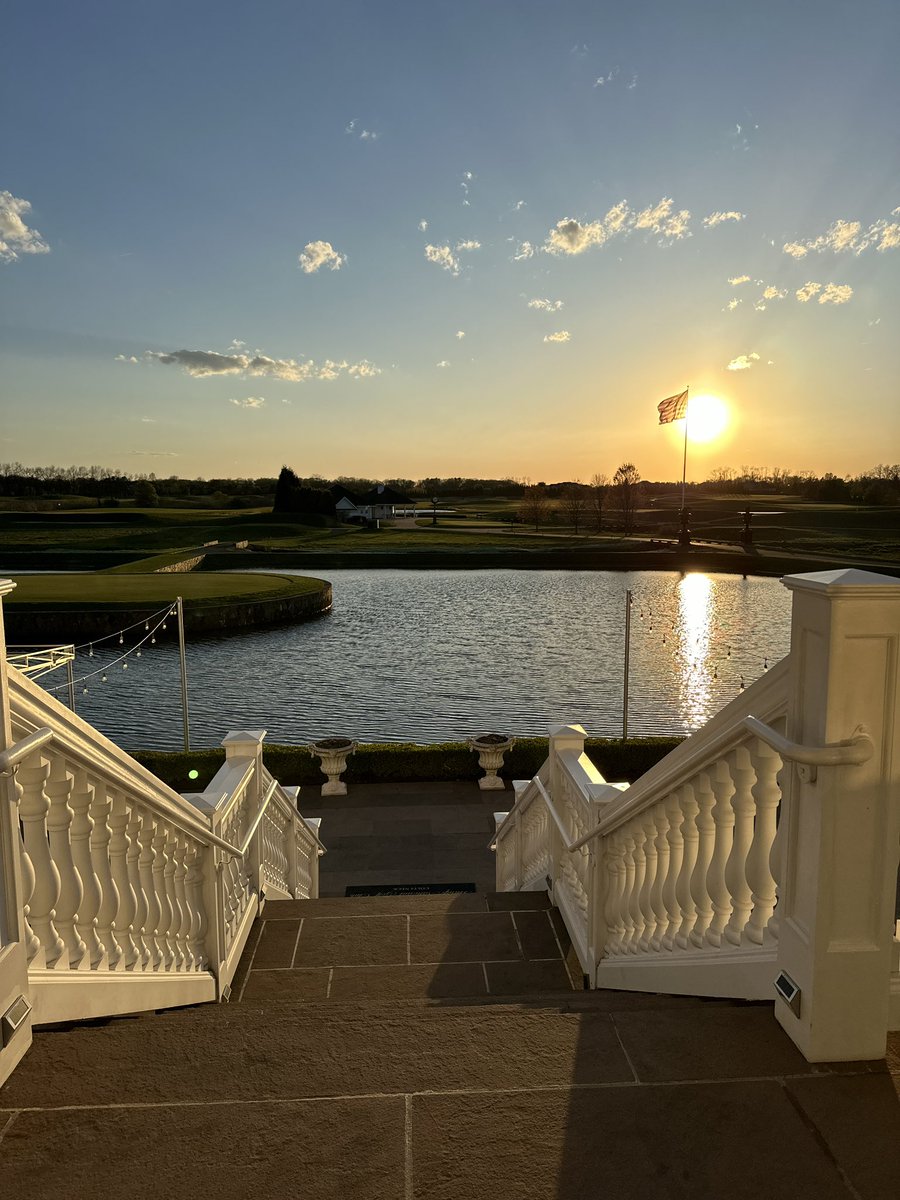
[18,756,65,968]
[69,770,104,968]
[126,808,150,969]
[173,837,192,969]
[649,802,670,951]
[689,771,717,948]
[14,770,40,962]
[164,829,184,969]
[627,822,647,954]
[108,794,139,968]
[152,826,174,968]
[90,782,122,967]
[45,756,87,968]
[185,844,207,969]
[637,813,658,952]
[675,782,700,948]
[138,818,162,968]
[704,759,736,949]
[620,832,637,952]
[767,761,787,941]
[662,792,684,950]
[744,741,782,945]
[603,834,627,955]
[724,747,756,946]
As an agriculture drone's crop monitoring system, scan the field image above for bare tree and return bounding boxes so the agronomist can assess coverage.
[588,472,608,532]
[519,484,548,531]
[560,481,587,534]
[613,462,641,533]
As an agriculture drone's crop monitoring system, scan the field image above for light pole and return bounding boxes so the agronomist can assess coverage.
[432,496,438,525]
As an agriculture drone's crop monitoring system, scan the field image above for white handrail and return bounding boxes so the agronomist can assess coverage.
[489,776,582,853]
[742,715,874,766]
[0,727,54,775]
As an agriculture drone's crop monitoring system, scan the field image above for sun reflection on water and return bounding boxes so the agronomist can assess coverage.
[676,572,714,727]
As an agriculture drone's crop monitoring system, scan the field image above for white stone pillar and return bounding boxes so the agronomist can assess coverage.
[776,569,900,1062]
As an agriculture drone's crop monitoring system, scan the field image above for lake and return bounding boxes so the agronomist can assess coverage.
[44,568,792,751]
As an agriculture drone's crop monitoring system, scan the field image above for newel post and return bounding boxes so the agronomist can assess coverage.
[222,730,266,896]
[776,569,900,1062]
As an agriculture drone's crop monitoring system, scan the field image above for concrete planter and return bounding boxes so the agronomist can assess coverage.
[309,738,357,796]
[468,734,515,790]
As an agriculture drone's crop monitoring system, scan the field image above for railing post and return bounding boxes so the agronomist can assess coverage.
[221,730,266,897]
[776,569,900,1062]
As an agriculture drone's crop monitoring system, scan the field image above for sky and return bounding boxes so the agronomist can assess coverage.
[2,0,899,482]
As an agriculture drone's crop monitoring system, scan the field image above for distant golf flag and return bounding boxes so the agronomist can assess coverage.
[657,389,689,424]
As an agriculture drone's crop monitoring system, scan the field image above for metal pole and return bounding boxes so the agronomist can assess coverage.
[176,596,190,752]
[622,589,632,741]
[67,658,76,713]
[680,387,690,511]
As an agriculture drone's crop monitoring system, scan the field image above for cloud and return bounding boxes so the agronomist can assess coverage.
[358,129,379,141]
[783,212,900,258]
[460,171,475,206]
[725,298,741,311]
[512,200,526,211]
[795,281,822,302]
[0,191,50,263]
[126,450,179,457]
[728,275,751,285]
[543,197,692,257]
[229,396,266,408]
[299,240,346,274]
[425,243,460,274]
[704,211,745,227]
[512,240,534,261]
[455,330,465,339]
[762,285,786,300]
[418,219,428,232]
[436,360,450,368]
[726,352,760,371]
[135,347,381,382]
[345,119,379,141]
[528,298,564,312]
[818,283,853,304]
[455,239,481,252]
[139,416,155,423]
[544,330,571,343]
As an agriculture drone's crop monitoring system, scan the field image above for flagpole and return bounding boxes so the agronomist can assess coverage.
[680,385,690,510]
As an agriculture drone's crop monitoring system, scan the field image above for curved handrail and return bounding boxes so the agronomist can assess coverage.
[0,726,54,775]
[742,716,875,766]
[489,776,582,854]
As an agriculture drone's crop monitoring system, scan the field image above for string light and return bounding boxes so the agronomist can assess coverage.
[44,604,175,697]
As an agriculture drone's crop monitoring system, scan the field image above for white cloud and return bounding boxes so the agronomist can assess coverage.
[512,240,534,261]
[818,283,853,304]
[725,298,741,311]
[358,129,378,141]
[418,219,428,232]
[346,119,379,141]
[726,353,760,371]
[229,396,266,409]
[425,243,460,275]
[544,330,571,343]
[436,360,450,368]
[704,211,745,227]
[139,416,155,423]
[783,212,900,258]
[126,450,179,457]
[512,199,526,211]
[795,281,821,302]
[299,240,346,274]
[544,197,692,257]
[528,298,564,312]
[0,191,50,263]
[455,330,465,339]
[762,285,787,300]
[728,275,751,285]
[135,347,381,382]
[455,239,481,252]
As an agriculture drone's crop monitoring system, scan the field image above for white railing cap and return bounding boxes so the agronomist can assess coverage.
[221,730,267,754]
[783,568,900,596]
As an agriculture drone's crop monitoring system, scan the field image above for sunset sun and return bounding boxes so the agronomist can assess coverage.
[686,394,729,443]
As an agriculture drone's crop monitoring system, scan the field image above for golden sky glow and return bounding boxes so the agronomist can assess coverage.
[685,394,729,444]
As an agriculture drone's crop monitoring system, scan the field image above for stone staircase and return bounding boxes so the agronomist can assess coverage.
[2,889,899,1199]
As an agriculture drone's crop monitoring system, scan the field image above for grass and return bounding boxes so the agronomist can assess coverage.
[6,572,327,608]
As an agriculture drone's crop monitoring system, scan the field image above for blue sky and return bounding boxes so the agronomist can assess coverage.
[3,0,898,480]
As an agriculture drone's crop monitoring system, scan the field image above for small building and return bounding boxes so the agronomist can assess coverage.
[332,483,412,522]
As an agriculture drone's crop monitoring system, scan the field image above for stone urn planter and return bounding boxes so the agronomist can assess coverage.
[468,734,515,790]
[309,737,357,796]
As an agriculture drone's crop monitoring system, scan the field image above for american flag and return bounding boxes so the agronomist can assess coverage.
[657,389,689,424]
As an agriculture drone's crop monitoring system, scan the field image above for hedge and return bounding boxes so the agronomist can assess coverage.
[131,736,683,795]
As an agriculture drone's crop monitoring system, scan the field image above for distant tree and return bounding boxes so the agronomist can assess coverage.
[133,479,159,507]
[273,465,302,513]
[613,462,641,532]
[561,481,587,534]
[588,472,609,532]
[519,484,548,531]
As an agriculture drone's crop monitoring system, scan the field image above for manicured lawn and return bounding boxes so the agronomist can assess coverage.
[7,572,326,607]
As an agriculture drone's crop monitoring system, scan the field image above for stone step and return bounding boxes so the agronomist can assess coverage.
[261,890,552,918]
[4,1000,823,1115]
